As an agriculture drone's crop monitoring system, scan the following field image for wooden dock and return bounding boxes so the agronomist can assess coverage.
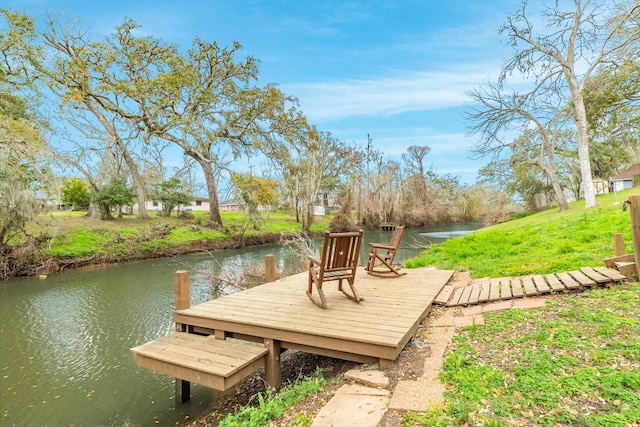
[132,266,454,400]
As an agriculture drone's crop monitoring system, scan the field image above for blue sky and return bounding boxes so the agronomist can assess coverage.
[15,0,523,184]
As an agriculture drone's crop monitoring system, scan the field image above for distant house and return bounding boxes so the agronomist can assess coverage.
[611,164,640,192]
[144,196,210,213]
[218,199,245,212]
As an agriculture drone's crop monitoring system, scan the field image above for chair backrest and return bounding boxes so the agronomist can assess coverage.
[319,230,363,274]
[389,225,405,249]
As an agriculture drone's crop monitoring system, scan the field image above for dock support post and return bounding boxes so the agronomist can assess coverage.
[175,270,192,402]
[176,379,190,403]
[630,196,640,276]
[265,255,276,283]
[263,338,282,390]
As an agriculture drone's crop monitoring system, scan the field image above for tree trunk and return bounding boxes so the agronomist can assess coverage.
[568,78,597,208]
[115,136,150,219]
[199,159,224,228]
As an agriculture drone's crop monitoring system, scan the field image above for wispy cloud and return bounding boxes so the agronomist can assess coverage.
[283,63,500,123]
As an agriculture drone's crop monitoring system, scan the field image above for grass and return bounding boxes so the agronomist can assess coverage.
[403,283,640,426]
[213,369,326,427]
[405,188,640,277]
[34,209,333,259]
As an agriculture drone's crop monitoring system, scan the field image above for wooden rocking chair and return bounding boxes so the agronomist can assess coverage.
[365,225,407,278]
[307,230,364,309]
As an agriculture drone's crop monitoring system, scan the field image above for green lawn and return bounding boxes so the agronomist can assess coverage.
[406,188,639,277]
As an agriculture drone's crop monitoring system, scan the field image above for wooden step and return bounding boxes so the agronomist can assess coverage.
[131,332,268,392]
[614,261,637,277]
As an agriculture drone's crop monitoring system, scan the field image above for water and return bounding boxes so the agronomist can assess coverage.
[0,223,482,426]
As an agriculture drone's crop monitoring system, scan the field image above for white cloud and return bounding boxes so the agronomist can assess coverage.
[283,63,500,122]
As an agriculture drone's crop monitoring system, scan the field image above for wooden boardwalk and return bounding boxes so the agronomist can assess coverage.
[435,267,627,307]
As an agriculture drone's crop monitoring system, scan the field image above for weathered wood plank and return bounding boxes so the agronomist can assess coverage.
[556,272,580,290]
[434,286,454,305]
[532,275,552,294]
[448,287,465,306]
[580,267,611,284]
[499,278,512,299]
[544,274,566,292]
[569,270,596,287]
[468,284,481,305]
[510,278,524,298]
[478,281,491,303]
[488,278,501,301]
[520,276,538,296]
[457,286,473,306]
[603,253,635,268]
[593,267,627,281]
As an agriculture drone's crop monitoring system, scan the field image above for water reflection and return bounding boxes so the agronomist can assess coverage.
[0,223,483,426]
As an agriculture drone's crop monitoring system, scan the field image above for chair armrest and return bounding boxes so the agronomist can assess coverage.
[369,243,395,250]
[307,255,321,265]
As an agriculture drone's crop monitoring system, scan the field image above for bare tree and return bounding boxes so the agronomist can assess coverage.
[467,82,571,210]
[497,0,640,208]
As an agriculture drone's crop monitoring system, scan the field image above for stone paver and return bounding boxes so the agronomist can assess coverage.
[311,384,389,427]
[388,378,446,411]
[513,297,547,310]
[453,314,485,327]
[345,368,389,388]
[481,300,513,312]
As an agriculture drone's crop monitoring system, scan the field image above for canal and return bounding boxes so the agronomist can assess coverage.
[0,223,482,426]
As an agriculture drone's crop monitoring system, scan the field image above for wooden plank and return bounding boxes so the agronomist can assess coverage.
[434,286,454,305]
[556,272,580,290]
[499,278,512,299]
[520,276,538,296]
[510,278,524,298]
[478,281,491,303]
[593,266,627,281]
[488,278,501,301]
[603,253,635,268]
[532,275,552,294]
[467,284,481,305]
[569,270,596,287]
[580,267,611,285]
[544,274,566,292]
[457,286,473,306]
[615,262,637,277]
[448,287,465,306]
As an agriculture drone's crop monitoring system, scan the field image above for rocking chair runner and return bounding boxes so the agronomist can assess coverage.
[307,230,364,309]
[365,225,407,277]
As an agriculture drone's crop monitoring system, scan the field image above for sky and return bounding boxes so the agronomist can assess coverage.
[13,0,525,184]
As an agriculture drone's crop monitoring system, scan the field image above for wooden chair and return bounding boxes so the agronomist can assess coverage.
[365,225,407,278]
[307,230,364,309]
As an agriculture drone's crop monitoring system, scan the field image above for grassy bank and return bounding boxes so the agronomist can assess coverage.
[34,210,332,260]
[406,188,640,277]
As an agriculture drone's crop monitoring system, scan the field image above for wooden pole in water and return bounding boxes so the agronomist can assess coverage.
[175,270,190,310]
[265,255,276,283]
[630,196,640,276]
[174,270,191,403]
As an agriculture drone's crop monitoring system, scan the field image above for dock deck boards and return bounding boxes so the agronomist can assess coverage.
[174,267,454,362]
